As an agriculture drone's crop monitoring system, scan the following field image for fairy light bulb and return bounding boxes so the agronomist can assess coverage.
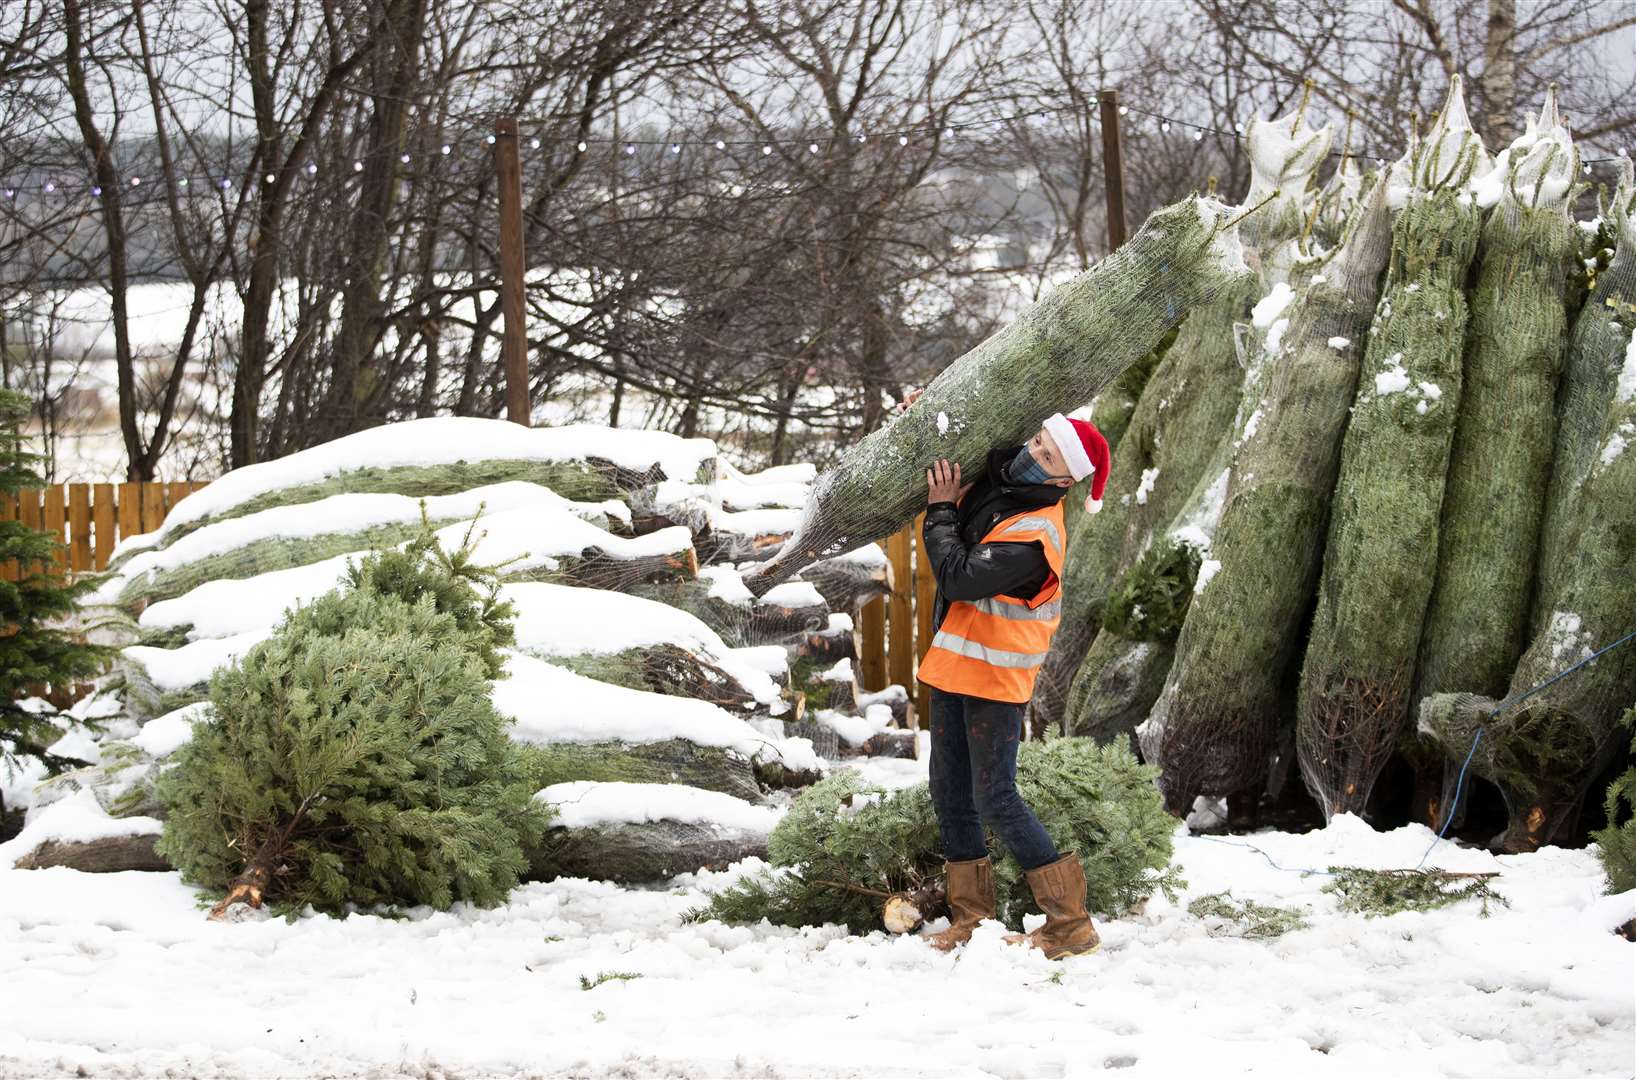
[353,160,363,173]
[220,178,231,189]
[761,145,772,156]
[577,141,587,152]
[529,137,540,149]
[1118,105,1128,116]
[440,144,451,156]
[714,139,726,150]
[1194,130,1204,142]
[44,182,55,193]
[178,177,188,188]
[1161,121,1171,133]
[306,162,318,175]
[399,153,410,164]
[670,143,681,154]
[485,134,496,145]
[808,142,818,154]
[898,134,908,146]
[91,185,102,196]
[265,173,275,184]
[625,144,636,155]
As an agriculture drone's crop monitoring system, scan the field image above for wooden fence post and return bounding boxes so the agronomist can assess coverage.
[858,542,888,692]
[91,482,115,570]
[886,526,914,697]
[494,116,530,426]
[68,484,92,573]
[1098,88,1127,252]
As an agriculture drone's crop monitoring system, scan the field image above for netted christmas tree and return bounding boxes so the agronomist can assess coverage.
[743,194,1253,596]
[1415,91,1579,708]
[1417,328,1636,851]
[1063,105,1334,745]
[1534,157,1636,634]
[154,514,552,920]
[1141,175,1394,811]
[688,737,1181,932]
[1297,78,1491,820]
[0,388,115,808]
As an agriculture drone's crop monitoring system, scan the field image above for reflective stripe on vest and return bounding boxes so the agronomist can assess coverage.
[915,499,1068,704]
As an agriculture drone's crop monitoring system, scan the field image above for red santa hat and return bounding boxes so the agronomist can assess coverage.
[1042,413,1112,513]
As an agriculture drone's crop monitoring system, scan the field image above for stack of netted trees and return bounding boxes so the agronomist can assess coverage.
[15,417,927,902]
[1034,81,1632,852]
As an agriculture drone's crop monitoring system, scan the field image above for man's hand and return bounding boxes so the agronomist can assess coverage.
[897,386,925,413]
[927,459,971,505]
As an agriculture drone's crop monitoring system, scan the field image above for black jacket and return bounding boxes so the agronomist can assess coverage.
[922,446,1070,632]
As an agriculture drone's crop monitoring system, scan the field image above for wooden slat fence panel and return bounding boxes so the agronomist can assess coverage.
[0,480,213,580]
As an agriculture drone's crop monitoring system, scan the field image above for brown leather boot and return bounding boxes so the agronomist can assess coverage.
[1003,853,1102,959]
[924,856,995,952]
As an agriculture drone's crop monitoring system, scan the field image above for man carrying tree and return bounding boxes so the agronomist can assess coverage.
[899,388,1111,959]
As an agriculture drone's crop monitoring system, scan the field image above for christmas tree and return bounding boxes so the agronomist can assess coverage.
[0,387,115,812]
[154,513,552,920]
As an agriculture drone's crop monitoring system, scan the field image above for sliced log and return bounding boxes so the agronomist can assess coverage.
[799,551,892,613]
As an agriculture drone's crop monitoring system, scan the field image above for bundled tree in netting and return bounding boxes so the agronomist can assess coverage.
[1534,157,1636,634]
[1027,332,1174,736]
[688,738,1182,932]
[1140,177,1395,812]
[1418,342,1636,851]
[1590,707,1636,895]
[154,517,552,920]
[1063,107,1333,743]
[1415,92,1580,712]
[1297,79,1491,820]
[0,388,116,806]
[742,194,1255,596]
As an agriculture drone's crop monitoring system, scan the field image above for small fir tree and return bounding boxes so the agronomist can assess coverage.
[689,738,1182,931]
[154,515,550,920]
[0,387,115,809]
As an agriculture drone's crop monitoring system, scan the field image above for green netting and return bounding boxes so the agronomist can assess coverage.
[1534,159,1636,635]
[545,643,764,714]
[1141,175,1396,808]
[1063,634,1175,752]
[529,820,770,885]
[1418,363,1636,851]
[516,739,762,801]
[107,458,633,570]
[744,195,1254,596]
[1027,334,1172,734]
[1417,99,1580,706]
[1058,116,1338,748]
[1297,90,1490,820]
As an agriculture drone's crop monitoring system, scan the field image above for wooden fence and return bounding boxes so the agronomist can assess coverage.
[1,480,208,579]
[856,512,939,706]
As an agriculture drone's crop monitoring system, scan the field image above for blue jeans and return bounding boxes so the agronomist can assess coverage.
[927,686,1061,870]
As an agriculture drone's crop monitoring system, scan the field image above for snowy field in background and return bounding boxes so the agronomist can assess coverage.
[2,766,1632,1080]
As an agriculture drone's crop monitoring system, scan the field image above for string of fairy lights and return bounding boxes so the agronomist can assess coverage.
[0,94,1629,203]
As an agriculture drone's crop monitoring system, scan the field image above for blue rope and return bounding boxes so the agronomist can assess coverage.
[1194,627,1636,877]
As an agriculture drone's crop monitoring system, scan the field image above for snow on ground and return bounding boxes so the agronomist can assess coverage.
[2,782,1630,1080]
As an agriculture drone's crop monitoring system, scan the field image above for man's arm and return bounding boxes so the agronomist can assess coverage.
[922,499,1051,603]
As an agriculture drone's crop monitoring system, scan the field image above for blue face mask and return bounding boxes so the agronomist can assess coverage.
[1006,446,1054,486]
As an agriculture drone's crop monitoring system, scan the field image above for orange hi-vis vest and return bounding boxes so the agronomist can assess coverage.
[916,500,1067,704]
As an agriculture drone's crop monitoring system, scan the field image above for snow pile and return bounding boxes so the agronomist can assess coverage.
[494,652,819,773]
[537,781,784,833]
[0,809,1628,1077]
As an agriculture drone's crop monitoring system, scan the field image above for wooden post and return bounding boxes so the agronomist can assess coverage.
[858,536,888,692]
[1098,88,1127,252]
[43,485,67,574]
[68,484,92,573]
[140,482,165,535]
[91,482,115,570]
[886,526,914,696]
[913,512,935,663]
[494,116,530,426]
